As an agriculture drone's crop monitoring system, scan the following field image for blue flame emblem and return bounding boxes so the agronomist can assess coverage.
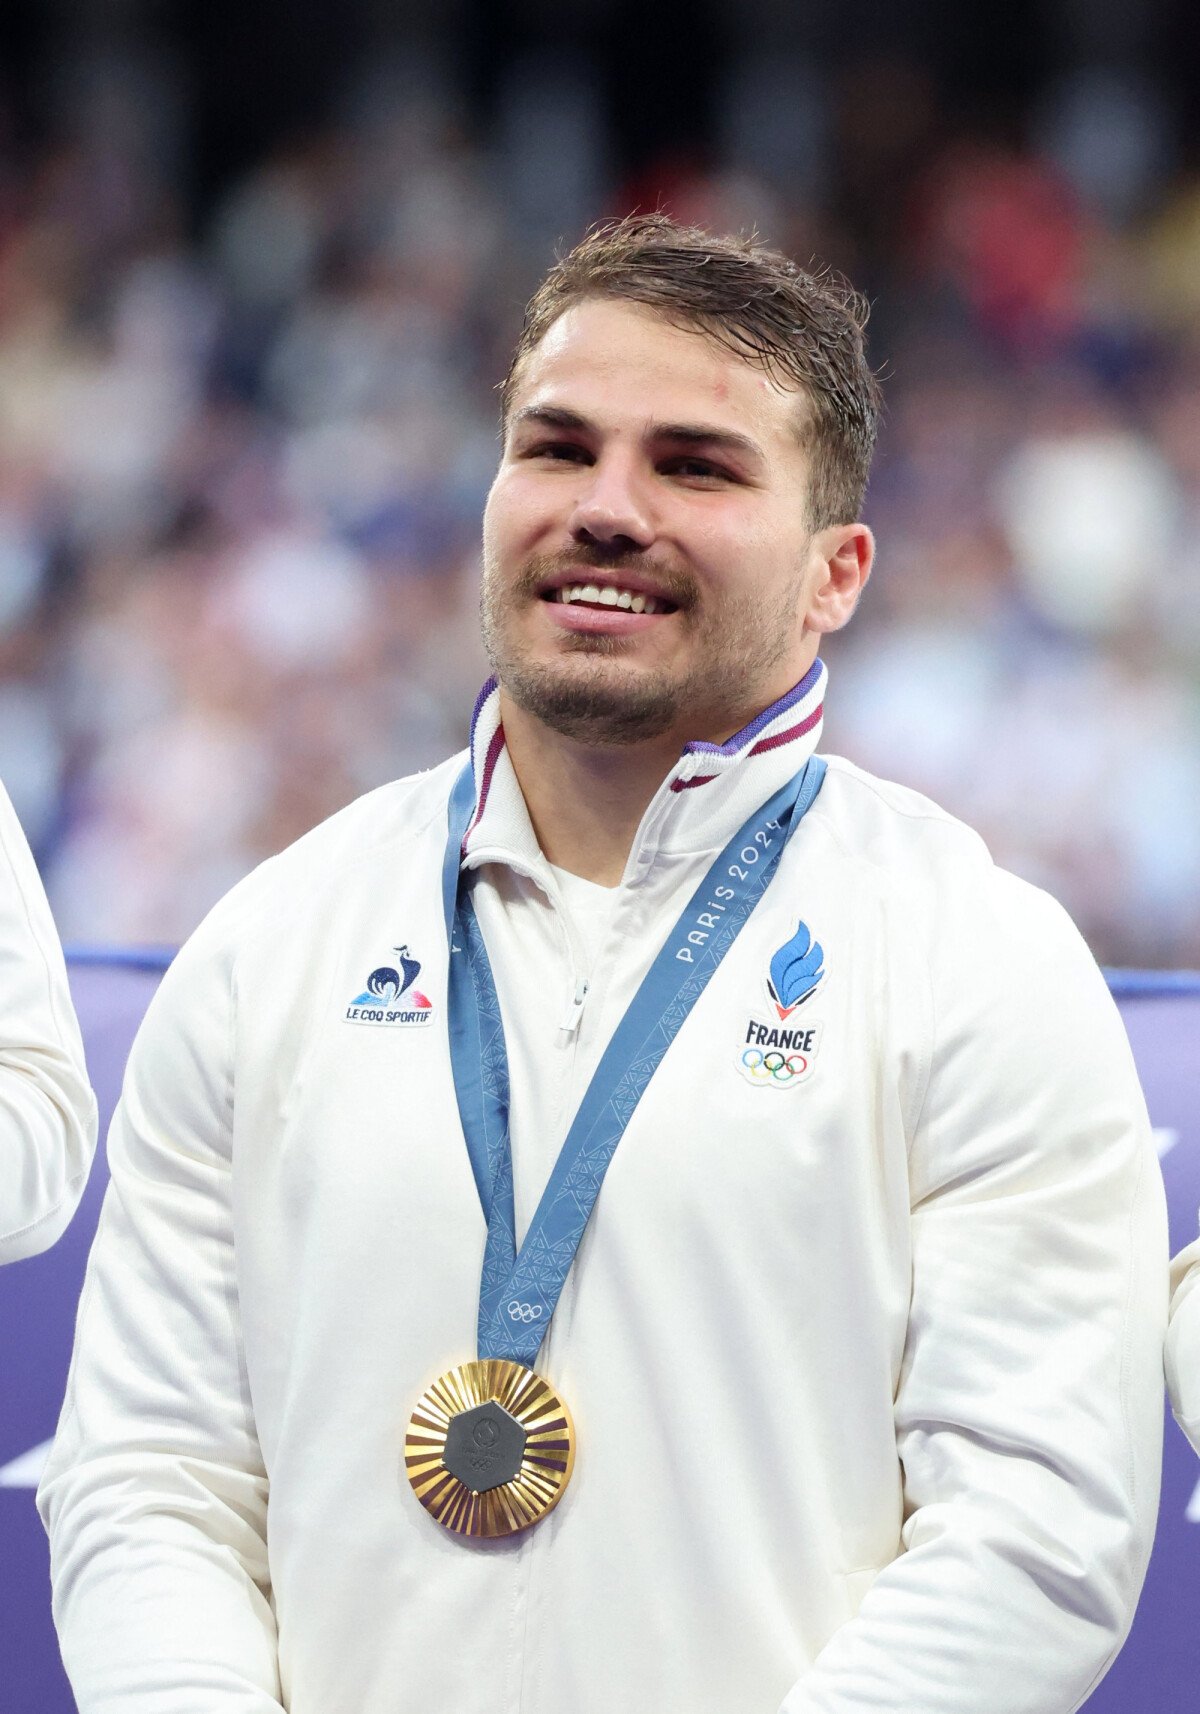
[766,920,824,1017]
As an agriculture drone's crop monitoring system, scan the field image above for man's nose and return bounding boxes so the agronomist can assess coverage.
[567,454,655,552]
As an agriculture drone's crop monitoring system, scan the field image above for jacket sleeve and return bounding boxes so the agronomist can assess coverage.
[781,869,1168,1714]
[1167,1233,1200,1452]
[37,899,285,1712]
[0,779,98,1262]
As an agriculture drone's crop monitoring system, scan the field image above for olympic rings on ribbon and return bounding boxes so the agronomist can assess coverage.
[740,1047,809,1085]
[506,1300,544,1323]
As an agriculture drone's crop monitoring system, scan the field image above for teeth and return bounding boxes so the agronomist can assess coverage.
[557,584,662,614]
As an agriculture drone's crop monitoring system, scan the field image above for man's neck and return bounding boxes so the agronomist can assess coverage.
[499,695,684,886]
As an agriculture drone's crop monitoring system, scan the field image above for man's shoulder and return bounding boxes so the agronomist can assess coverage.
[815,753,1081,947]
[261,754,461,884]
[817,754,992,877]
[179,754,464,966]
[819,757,1104,987]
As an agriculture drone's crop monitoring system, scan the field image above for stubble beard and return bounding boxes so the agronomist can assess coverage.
[480,551,794,748]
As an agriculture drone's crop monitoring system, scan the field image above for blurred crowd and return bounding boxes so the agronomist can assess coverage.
[1,47,1199,965]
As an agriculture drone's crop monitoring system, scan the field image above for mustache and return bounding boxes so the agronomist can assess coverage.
[513,549,697,606]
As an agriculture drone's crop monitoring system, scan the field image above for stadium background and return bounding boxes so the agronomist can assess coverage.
[0,0,1198,1708]
[1,0,1200,960]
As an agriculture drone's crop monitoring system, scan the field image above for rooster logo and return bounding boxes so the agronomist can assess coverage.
[765,921,824,1020]
[351,945,432,1011]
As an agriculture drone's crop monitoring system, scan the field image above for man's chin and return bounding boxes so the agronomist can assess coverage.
[498,655,684,746]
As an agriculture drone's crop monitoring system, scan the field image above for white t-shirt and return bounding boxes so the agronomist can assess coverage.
[547,862,619,971]
[476,860,624,1244]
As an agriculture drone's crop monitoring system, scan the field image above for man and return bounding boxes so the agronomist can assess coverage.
[1169,1236,1199,1453]
[40,216,1166,1714]
[1,779,97,1265]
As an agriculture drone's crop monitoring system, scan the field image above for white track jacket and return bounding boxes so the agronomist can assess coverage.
[40,667,1167,1714]
[0,779,96,1263]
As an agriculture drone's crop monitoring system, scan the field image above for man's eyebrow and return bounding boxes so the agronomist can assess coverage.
[510,405,592,435]
[510,406,765,465]
[648,422,766,464]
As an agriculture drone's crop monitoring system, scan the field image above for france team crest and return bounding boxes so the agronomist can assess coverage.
[346,943,434,1026]
[765,919,824,1018]
[738,919,824,1088]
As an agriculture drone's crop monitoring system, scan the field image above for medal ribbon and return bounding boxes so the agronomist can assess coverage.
[441,754,827,1366]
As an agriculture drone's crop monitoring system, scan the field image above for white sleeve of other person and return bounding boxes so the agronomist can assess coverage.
[1167,1234,1200,1452]
[0,779,98,1263]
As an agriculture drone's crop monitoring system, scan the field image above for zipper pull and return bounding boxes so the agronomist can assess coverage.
[559,977,589,1034]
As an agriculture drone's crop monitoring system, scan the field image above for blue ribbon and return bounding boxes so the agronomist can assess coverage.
[442,754,827,1366]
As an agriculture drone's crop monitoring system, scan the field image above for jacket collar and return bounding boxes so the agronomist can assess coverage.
[461,658,827,882]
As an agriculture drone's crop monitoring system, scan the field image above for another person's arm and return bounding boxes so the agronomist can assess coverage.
[37,895,283,1713]
[781,871,1167,1714]
[0,779,97,1263]
[1167,1233,1200,1454]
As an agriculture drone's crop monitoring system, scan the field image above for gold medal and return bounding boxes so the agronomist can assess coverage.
[405,1358,575,1537]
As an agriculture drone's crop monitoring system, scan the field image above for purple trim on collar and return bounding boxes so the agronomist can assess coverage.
[747,702,823,756]
[465,723,505,848]
[469,675,499,745]
[670,702,824,791]
[465,676,504,851]
[681,659,824,757]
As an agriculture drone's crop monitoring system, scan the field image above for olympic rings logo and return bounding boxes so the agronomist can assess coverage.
[740,1047,809,1085]
[507,1300,544,1323]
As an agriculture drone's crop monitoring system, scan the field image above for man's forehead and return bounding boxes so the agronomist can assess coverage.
[511,298,804,426]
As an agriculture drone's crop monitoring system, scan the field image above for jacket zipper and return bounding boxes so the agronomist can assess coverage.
[559,976,590,1035]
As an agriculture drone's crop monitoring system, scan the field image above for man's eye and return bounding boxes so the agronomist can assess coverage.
[527,442,590,463]
[664,457,728,481]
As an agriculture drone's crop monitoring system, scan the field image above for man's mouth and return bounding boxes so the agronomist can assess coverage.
[542,582,678,616]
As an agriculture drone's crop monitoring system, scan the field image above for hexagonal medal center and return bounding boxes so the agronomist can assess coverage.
[443,1400,527,1493]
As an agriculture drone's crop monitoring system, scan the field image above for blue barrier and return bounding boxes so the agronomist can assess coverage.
[60,945,174,973]
[0,955,1197,1708]
[1104,969,1200,998]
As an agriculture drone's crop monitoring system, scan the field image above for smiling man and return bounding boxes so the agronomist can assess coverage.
[41,216,1166,1714]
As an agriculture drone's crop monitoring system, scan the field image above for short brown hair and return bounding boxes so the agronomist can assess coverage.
[502,213,882,528]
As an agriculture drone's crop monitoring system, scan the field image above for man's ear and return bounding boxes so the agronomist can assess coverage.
[804,523,874,634]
